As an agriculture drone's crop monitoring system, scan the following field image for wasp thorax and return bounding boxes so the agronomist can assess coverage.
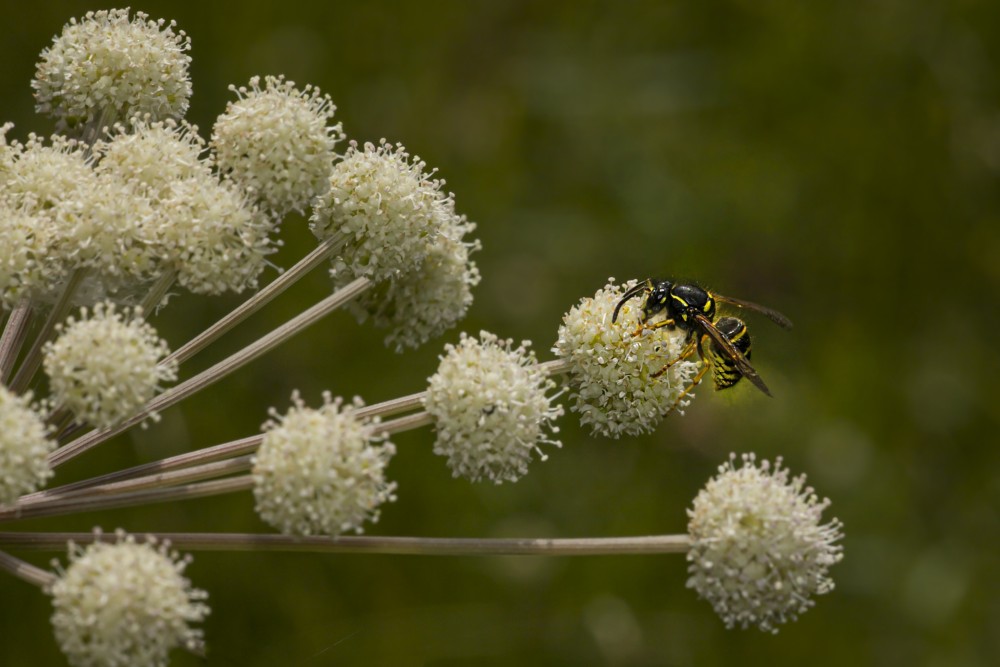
[668,283,715,323]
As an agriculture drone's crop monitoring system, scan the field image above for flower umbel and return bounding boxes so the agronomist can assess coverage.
[252,393,397,536]
[554,278,698,438]
[94,119,211,197]
[312,139,461,284]
[49,530,209,667]
[212,75,344,218]
[0,387,54,505]
[425,331,563,484]
[43,303,178,428]
[349,215,481,352]
[33,8,192,137]
[686,453,845,633]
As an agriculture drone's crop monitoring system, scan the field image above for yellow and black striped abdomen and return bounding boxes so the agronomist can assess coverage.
[710,317,751,390]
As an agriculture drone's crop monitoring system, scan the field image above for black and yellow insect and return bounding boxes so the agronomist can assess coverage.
[611,278,792,397]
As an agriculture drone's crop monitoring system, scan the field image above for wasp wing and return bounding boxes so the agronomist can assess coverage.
[693,314,773,397]
[713,294,793,330]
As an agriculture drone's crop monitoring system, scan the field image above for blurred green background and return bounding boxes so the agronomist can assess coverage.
[1,0,998,665]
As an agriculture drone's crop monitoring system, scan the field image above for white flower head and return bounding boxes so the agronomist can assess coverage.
[43,302,178,428]
[311,139,461,284]
[554,278,699,438]
[253,392,397,536]
[0,134,153,301]
[345,216,481,352]
[687,453,845,633]
[0,203,59,306]
[0,387,54,505]
[0,122,14,167]
[33,9,192,137]
[424,331,563,484]
[212,75,344,218]
[149,174,275,295]
[49,530,209,667]
[1,133,96,214]
[94,118,211,198]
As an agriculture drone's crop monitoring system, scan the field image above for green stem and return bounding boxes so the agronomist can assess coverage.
[0,477,253,523]
[10,269,86,394]
[49,276,372,468]
[17,456,253,509]
[0,531,691,556]
[138,270,178,317]
[0,300,33,385]
[25,436,262,499]
[22,411,426,505]
[0,549,56,588]
[164,234,344,367]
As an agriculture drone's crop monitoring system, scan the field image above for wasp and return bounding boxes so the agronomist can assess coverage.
[611,279,792,397]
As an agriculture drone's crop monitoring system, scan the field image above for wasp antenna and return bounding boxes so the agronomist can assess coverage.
[612,282,650,323]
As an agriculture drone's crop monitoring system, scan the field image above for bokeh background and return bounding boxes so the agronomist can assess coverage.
[1,1,998,665]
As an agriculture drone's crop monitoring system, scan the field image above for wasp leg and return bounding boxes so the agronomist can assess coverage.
[666,334,710,412]
[669,362,710,413]
[651,335,697,379]
[631,318,676,338]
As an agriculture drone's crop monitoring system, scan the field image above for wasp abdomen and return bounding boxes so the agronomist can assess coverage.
[710,317,751,391]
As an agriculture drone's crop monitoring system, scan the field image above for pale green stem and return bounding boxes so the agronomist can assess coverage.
[0,531,691,556]
[368,410,433,436]
[23,412,425,505]
[138,269,177,317]
[0,300,33,385]
[25,436,262,500]
[0,549,56,588]
[354,392,426,420]
[49,276,372,468]
[0,477,252,522]
[79,106,119,151]
[46,406,74,436]
[42,357,573,490]
[10,269,86,394]
[164,234,344,367]
[538,357,574,375]
[16,456,253,509]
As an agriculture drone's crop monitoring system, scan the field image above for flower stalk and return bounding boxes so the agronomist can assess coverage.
[163,233,345,367]
[49,275,372,467]
[0,300,33,384]
[0,531,691,556]
[0,548,56,588]
[0,477,253,522]
[9,268,86,393]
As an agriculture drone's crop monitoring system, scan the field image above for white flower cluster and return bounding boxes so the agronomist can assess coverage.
[252,393,397,536]
[0,387,54,505]
[311,140,444,282]
[0,133,133,302]
[94,119,210,195]
[33,8,192,136]
[554,278,699,437]
[0,124,276,303]
[49,531,209,667]
[425,332,563,484]
[686,453,845,633]
[310,140,480,349]
[43,303,178,428]
[355,218,481,352]
[96,119,276,295]
[212,75,344,218]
